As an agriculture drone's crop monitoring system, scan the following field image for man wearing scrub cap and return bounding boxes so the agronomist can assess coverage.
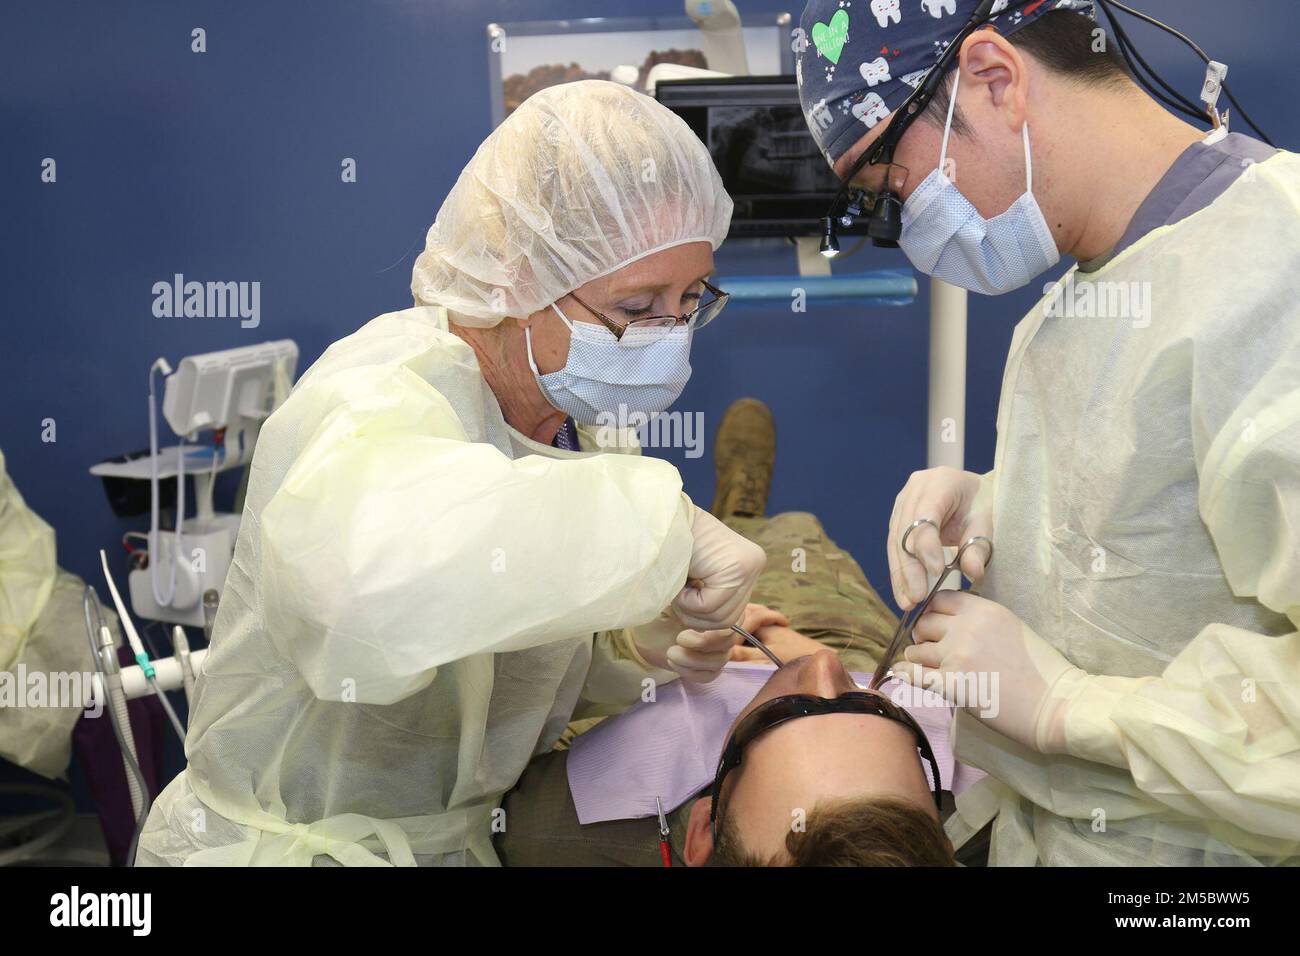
[797,1,1300,866]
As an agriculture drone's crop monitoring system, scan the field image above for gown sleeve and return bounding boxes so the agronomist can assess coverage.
[258,364,694,704]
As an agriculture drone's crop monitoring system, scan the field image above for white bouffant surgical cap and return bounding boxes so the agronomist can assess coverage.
[411,79,733,325]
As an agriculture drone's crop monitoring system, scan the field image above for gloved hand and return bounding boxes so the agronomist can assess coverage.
[632,606,772,683]
[672,506,766,631]
[890,589,1084,753]
[888,467,992,610]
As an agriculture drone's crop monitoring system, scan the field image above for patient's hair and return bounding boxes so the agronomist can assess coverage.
[711,796,955,867]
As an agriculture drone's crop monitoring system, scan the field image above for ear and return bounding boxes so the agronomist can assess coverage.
[959,28,1029,135]
[515,306,549,330]
[682,797,715,867]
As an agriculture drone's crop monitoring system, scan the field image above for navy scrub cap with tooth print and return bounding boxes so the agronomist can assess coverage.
[796,0,1096,165]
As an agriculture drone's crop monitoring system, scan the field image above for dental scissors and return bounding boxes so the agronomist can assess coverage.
[869,520,993,690]
[731,623,785,668]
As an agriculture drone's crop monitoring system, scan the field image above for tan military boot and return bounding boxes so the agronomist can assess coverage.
[711,398,775,519]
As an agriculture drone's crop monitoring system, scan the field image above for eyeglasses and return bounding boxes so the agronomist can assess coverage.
[708,691,944,844]
[821,0,1021,253]
[567,279,729,346]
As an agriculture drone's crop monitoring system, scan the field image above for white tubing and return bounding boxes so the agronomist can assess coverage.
[99,549,148,661]
[119,649,208,701]
[87,648,208,707]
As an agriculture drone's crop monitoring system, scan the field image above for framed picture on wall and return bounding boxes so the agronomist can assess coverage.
[485,12,796,126]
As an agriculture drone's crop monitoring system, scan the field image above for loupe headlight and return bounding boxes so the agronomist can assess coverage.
[818,216,840,258]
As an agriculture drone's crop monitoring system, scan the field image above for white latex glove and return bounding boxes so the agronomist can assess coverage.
[890,589,1084,753]
[632,609,746,683]
[672,506,766,631]
[887,467,993,610]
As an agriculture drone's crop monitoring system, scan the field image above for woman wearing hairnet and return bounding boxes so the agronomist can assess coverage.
[136,80,763,866]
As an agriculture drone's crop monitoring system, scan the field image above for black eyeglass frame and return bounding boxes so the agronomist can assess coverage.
[566,278,730,342]
[707,691,944,845]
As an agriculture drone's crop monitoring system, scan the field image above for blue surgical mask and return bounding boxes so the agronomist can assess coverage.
[525,304,693,427]
[898,69,1060,296]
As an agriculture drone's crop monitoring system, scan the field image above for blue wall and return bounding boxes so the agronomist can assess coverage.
[1,1,1296,801]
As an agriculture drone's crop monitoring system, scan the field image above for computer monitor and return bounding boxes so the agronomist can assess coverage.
[655,75,866,239]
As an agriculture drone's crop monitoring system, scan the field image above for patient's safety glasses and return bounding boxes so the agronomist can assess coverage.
[708,692,944,843]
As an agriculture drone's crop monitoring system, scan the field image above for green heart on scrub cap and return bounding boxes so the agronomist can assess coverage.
[810,9,850,65]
